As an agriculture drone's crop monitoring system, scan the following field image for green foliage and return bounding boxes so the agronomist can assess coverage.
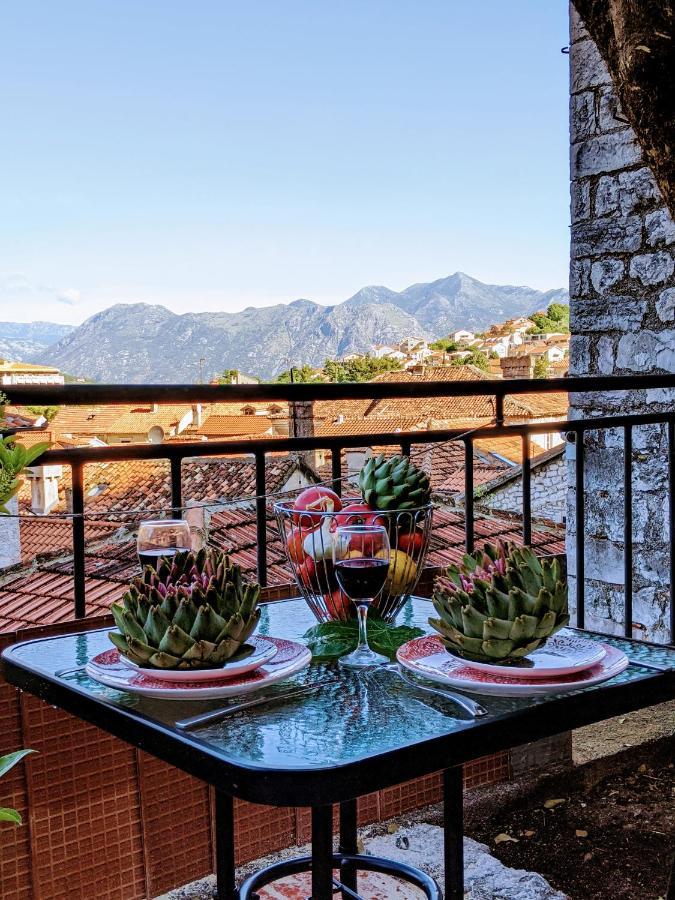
[0,435,51,514]
[429,338,459,352]
[0,750,35,826]
[451,350,489,371]
[276,355,402,384]
[275,364,324,383]
[26,405,59,423]
[533,356,550,379]
[528,302,569,335]
[303,618,424,660]
[216,369,240,385]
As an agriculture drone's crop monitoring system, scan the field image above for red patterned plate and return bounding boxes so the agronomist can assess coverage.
[397,636,628,697]
[86,636,311,699]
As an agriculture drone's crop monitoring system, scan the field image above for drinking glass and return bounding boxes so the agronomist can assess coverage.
[333,524,390,668]
[137,519,191,569]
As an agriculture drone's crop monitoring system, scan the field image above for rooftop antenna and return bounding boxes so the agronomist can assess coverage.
[198,357,206,384]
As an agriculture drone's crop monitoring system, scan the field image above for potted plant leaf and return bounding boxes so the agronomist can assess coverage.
[0,750,34,825]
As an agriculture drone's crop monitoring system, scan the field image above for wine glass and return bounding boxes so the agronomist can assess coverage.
[137,519,191,569]
[333,524,390,668]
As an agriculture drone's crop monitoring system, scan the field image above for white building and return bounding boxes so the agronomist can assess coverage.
[0,360,64,386]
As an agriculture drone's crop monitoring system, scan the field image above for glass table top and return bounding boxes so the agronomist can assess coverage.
[4,598,675,774]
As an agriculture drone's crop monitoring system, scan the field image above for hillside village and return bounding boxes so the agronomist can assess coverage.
[0,307,570,625]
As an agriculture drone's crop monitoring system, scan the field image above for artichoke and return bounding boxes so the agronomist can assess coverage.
[358,454,431,510]
[109,548,261,669]
[430,542,569,663]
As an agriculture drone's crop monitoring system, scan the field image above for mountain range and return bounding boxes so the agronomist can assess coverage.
[0,321,75,363]
[2,273,567,383]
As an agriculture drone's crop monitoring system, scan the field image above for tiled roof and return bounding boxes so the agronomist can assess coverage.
[194,415,277,437]
[0,360,61,373]
[49,405,137,435]
[19,518,121,563]
[474,435,551,466]
[315,418,426,437]
[102,405,194,434]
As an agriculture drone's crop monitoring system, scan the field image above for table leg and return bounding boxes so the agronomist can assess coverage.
[311,804,334,900]
[215,790,236,900]
[443,767,464,900]
[338,799,358,897]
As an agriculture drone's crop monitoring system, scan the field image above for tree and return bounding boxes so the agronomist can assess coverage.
[572,1,675,218]
[429,338,459,352]
[217,369,240,385]
[275,364,323,383]
[451,351,489,372]
[533,356,550,379]
[26,405,59,423]
[528,303,570,335]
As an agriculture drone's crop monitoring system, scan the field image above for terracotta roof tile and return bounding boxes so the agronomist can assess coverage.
[194,415,277,437]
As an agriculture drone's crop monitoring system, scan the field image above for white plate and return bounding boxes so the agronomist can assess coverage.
[397,636,628,698]
[118,635,277,682]
[446,631,606,679]
[86,637,311,700]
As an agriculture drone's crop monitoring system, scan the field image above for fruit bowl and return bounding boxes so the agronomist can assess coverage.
[274,495,433,623]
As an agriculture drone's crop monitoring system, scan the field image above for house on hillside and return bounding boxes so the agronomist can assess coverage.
[0,360,64,386]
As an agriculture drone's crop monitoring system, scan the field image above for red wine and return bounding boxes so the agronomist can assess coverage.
[335,558,389,600]
[138,548,189,569]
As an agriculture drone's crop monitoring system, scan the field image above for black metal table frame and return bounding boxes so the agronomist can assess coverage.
[3,634,675,900]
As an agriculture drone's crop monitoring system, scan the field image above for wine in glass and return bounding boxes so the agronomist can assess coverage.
[333,524,390,668]
[137,519,191,569]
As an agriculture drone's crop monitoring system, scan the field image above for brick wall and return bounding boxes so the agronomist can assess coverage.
[567,5,675,641]
[478,452,567,524]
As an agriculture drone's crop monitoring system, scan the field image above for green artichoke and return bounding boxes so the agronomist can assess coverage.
[358,453,431,510]
[109,548,261,669]
[430,542,569,663]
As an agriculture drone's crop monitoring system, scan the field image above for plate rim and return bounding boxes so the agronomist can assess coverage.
[86,637,312,700]
[117,635,278,682]
[440,632,607,679]
[397,635,629,697]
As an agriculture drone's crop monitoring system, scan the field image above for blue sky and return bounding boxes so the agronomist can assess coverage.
[0,1,570,324]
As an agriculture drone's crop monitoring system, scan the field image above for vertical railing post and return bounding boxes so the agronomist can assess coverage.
[464,439,474,554]
[495,393,505,427]
[331,443,342,497]
[668,421,675,643]
[170,456,183,518]
[255,451,267,587]
[521,435,531,546]
[71,461,86,619]
[575,429,585,629]
[623,426,633,638]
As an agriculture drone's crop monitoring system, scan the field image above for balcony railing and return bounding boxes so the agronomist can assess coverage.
[4,374,675,643]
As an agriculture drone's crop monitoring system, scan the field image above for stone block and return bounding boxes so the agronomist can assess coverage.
[598,85,627,132]
[645,208,675,247]
[572,131,642,178]
[656,287,675,322]
[570,91,597,143]
[570,38,612,93]
[570,295,646,332]
[571,215,642,256]
[571,179,591,222]
[594,175,618,216]
[569,258,591,297]
[618,167,660,215]
[570,5,589,43]
[590,258,624,293]
[568,334,591,375]
[596,335,615,374]
[629,251,675,286]
[616,330,675,373]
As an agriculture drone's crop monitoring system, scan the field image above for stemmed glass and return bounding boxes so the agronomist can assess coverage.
[137,519,191,569]
[333,524,390,668]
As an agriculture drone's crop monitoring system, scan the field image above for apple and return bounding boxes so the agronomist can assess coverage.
[323,588,353,620]
[287,528,308,564]
[292,486,342,528]
[397,529,424,555]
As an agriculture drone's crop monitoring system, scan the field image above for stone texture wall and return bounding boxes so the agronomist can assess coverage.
[568,7,675,641]
[478,452,567,524]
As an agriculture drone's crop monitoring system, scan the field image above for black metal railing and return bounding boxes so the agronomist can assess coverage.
[4,374,675,643]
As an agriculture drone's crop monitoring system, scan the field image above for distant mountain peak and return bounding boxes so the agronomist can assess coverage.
[15,272,567,383]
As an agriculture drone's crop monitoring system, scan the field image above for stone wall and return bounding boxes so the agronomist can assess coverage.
[477,451,567,524]
[567,7,675,641]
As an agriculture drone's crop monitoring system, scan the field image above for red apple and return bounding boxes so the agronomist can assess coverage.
[397,529,424,555]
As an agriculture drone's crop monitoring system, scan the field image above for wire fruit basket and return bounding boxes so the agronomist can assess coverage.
[274,499,433,623]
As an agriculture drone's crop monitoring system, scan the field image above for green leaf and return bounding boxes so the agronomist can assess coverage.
[303,619,424,660]
[0,749,35,779]
[0,807,22,825]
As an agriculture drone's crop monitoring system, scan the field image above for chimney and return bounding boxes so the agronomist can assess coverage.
[499,354,535,379]
[191,403,203,428]
[0,495,21,569]
[290,400,316,469]
[26,465,63,515]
